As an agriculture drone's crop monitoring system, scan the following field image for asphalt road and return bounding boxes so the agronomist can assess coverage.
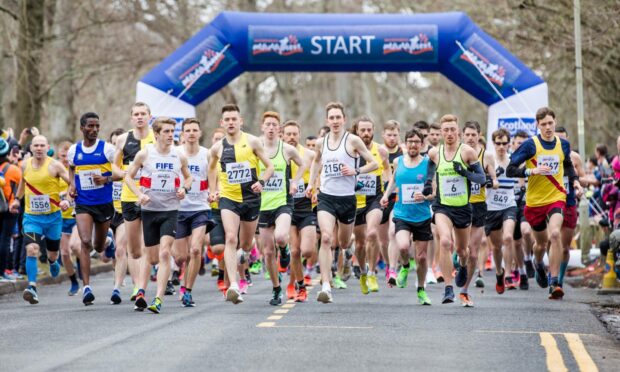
[1,269,619,372]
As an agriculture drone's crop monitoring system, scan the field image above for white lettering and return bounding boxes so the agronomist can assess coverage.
[309,35,376,55]
[349,36,362,54]
[311,36,322,55]
[362,35,375,53]
[333,36,348,54]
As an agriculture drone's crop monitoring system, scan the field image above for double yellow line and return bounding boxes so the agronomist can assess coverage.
[540,332,598,372]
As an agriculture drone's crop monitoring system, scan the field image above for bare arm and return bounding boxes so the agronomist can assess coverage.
[382,158,399,198]
[251,136,274,183]
[285,144,306,184]
[124,150,146,202]
[378,147,391,186]
[176,153,192,200]
[208,143,221,201]
[483,150,498,189]
[306,137,324,197]
[352,136,378,175]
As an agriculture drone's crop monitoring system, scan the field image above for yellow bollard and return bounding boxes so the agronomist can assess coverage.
[598,249,620,294]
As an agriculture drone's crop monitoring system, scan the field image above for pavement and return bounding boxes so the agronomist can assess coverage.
[1,269,619,372]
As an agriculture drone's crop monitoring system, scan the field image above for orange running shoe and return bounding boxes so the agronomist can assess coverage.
[485,255,492,271]
[459,292,474,307]
[217,279,227,295]
[286,283,297,299]
[548,285,564,300]
[295,286,308,302]
[304,274,312,286]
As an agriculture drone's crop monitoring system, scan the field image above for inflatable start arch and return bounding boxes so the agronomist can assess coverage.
[137,11,547,144]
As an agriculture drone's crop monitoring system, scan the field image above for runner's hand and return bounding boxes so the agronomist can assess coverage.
[413,192,425,203]
[532,165,551,175]
[59,200,70,212]
[574,182,583,199]
[176,187,186,200]
[305,185,313,199]
[422,180,433,196]
[92,174,108,185]
[137,193,150,206]
[380,195,388,208]
[453,162,468,177]
[289,180,298,195]
[9,199,20,214]
[341,165,356,176]
[251,181,263,193]
[208,191,219,203]
[68,184,78,198]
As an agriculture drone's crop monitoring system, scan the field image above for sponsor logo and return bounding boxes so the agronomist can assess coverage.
[383,33,434,55]
[77,153,83,161]
[460,46,506,87]
[178,48,226,88]
[252,35,303,56]
[497,117,537,136]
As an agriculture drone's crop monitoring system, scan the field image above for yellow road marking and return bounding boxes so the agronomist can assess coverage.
[476,330,592,336]
[539,332,568,372]
[286,300,295,304]
[282,304,295,309]
[274,309,289,314]
[564,333,598,372]
[267,315,283,320]
[270,325,373,329]
[256,322,275,328]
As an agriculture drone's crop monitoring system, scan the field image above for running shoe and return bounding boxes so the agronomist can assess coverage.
[304,274,312,286]
[249,261,262,275]
[104,229,116,259]
[110,289,122,305]
[534,263,549,288]
[171,270,180,286]
[360,274,369,295]
[512,270,520,284]
[505,276,517,290]
[377,259,386,271]
[11,270,24,280]
[317,289,333,303]
[333,275,347,289]
[148,297,162,313]
[165,280,175,296]
[226,287,244,304]
[245,270,253,286]
[442,286,455,304]
[264,271,271,280]
[178,286,186,301]
[182,291,195,307]
[68,281,79,296]
[426,268,437,284]
[353,265,361,279]
[409,258,417,272]
[417,288,432,305]
[495,270,505,294]
[295,286,308,302]
[396,267,409,288]
[367,275,379,292]
[435,269,444,283]
[209,264,217,277]
[279,245,291,270]
[49,260,60,278]
[548,285,564,300]
[23,286,39,305]
[475,275,485,288]
[519,274,529,290]
[269,287,283,306]
[286,283,297,299]
[485,255,493,271]
[525,260,535,278]
[82,287,95,306]
[455,264,467,288]
[130,287,139,301]
[459,292,474,307]
[239,279,249,294]
[342,263,352,282]
[150,266,157,282]
[387,268,398,288]
[134,291,147,311]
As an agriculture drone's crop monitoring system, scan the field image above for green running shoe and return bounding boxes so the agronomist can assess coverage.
[397,266,409,288]
[249,261,262,275]
[148,297,162,314]
[409,258,417,272]
[333,275,347,289]
[417,288,432,305]
[264,270,271,280]
[130,287,139,301]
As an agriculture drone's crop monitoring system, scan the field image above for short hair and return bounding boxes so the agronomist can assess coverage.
[478,137,487,147]
[182,118,200,131]
[492,128,511,142]
[463,120,481,134]
[596,144,608,157]
[152,117,177,135]
[131,102,151,115]
[413,120,429,131]
[535,107,555,122]
[305,135,317,141]
[405,128,424,142]
[430,122,441,131]
[319,125,330,136]
[80,112,99,127]
[440,114,458,125]
[555,126,567,135]
[221,104,240,115]
[514,130,530,139]
[262,111,280,124]
[58,141,72,151]
[383,120,400,132]
[283,120,300,130]
[212,127,225,137]
[351,116,374,134]
[109,128,126,142]
[325,102,345,118]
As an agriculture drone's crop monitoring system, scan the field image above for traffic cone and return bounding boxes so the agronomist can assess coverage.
[597,249,620,294]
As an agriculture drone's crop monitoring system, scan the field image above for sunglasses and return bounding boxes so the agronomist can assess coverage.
[494,141,509,146]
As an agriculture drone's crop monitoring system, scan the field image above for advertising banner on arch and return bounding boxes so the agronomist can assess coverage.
[497,116,537,138]
[248,25,438,65]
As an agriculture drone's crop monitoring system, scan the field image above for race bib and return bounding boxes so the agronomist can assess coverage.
[112,182,122,201]
[322,159,343,178]
[264,172,285,192]
[563,176,569,194]
[537,155,560,175]
[78,169,103,191]
[226,162,252,184]
[487,188,514,209]
[188,177,204,197]
[356,174,377,196]
[471,182,481,195]
[30,194,51,213]
[292,180,306,199]
[441,176,466,198]
[151,172,176,193]
[401,184,424,204]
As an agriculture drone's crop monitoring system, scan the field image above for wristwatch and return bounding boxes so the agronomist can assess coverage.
[107,176,113,183]
[258,180,265,187]
[355,168,361,176]
[183,186,190,193]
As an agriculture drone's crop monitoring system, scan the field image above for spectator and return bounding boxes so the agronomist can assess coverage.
[0,138,22,282]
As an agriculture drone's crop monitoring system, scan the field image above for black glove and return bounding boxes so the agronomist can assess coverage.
[453,162,468,177]
[422,179,433,196]
[485,175,493,188]
[496,166,505,177]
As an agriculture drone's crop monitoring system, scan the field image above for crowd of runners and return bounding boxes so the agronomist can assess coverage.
[1,100,609,313]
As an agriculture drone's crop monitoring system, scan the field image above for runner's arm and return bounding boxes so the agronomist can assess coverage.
[506,139,536,178]
[286,144,306,185]
[208,144,220,196]
[383,159,398,196]
[307,138,323,195]
[354,137,378,175]
[252,136,274,183]
[54,160,72,185]
[179,154,193,191]
[457,146,486,184]
[422,148,438,196]
[124,150,145,198]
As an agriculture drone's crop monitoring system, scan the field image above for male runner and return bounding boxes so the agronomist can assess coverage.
[10,135,71,304]
[507,107,582,299]
[424,114,486,306]
[282,120,316,302]
[208,104,273,304]
[258,112,305,305]
[125,117,192,313]
[352,116,390,293]
[67,112,118,305]
[305,136,318,151]
[428,123,441,147]
[306,102,378,303]
[381,128,433,305]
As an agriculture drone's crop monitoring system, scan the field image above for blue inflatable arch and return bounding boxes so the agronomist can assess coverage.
[137,11,548,144]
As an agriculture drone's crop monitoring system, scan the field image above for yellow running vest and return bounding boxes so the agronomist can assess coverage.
[469,147,486,203]
[218,132,259,203]
[24,157,60,215]
[525,136,566,207]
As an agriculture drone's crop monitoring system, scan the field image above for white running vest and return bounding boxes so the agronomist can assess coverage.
[178,146,209,212]
[486,158,517,211]
[140,144,182,212]
[320,132,357,196]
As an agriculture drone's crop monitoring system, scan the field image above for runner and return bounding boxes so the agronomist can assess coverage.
[306,102,378,303]
[428,122,441,147]
[207,128,227,295]
[380,128,433,305]
[506,107,582,299]
[124,117,192,313]
[258,112,305,306]
[208,104,273,304]
[305,136,318,151]
[67,112,119,306]
[282,120,316,302]
[113,102,155,306]
[9,135,71,304]
[425,114,486,306]
[352,116,390,293]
